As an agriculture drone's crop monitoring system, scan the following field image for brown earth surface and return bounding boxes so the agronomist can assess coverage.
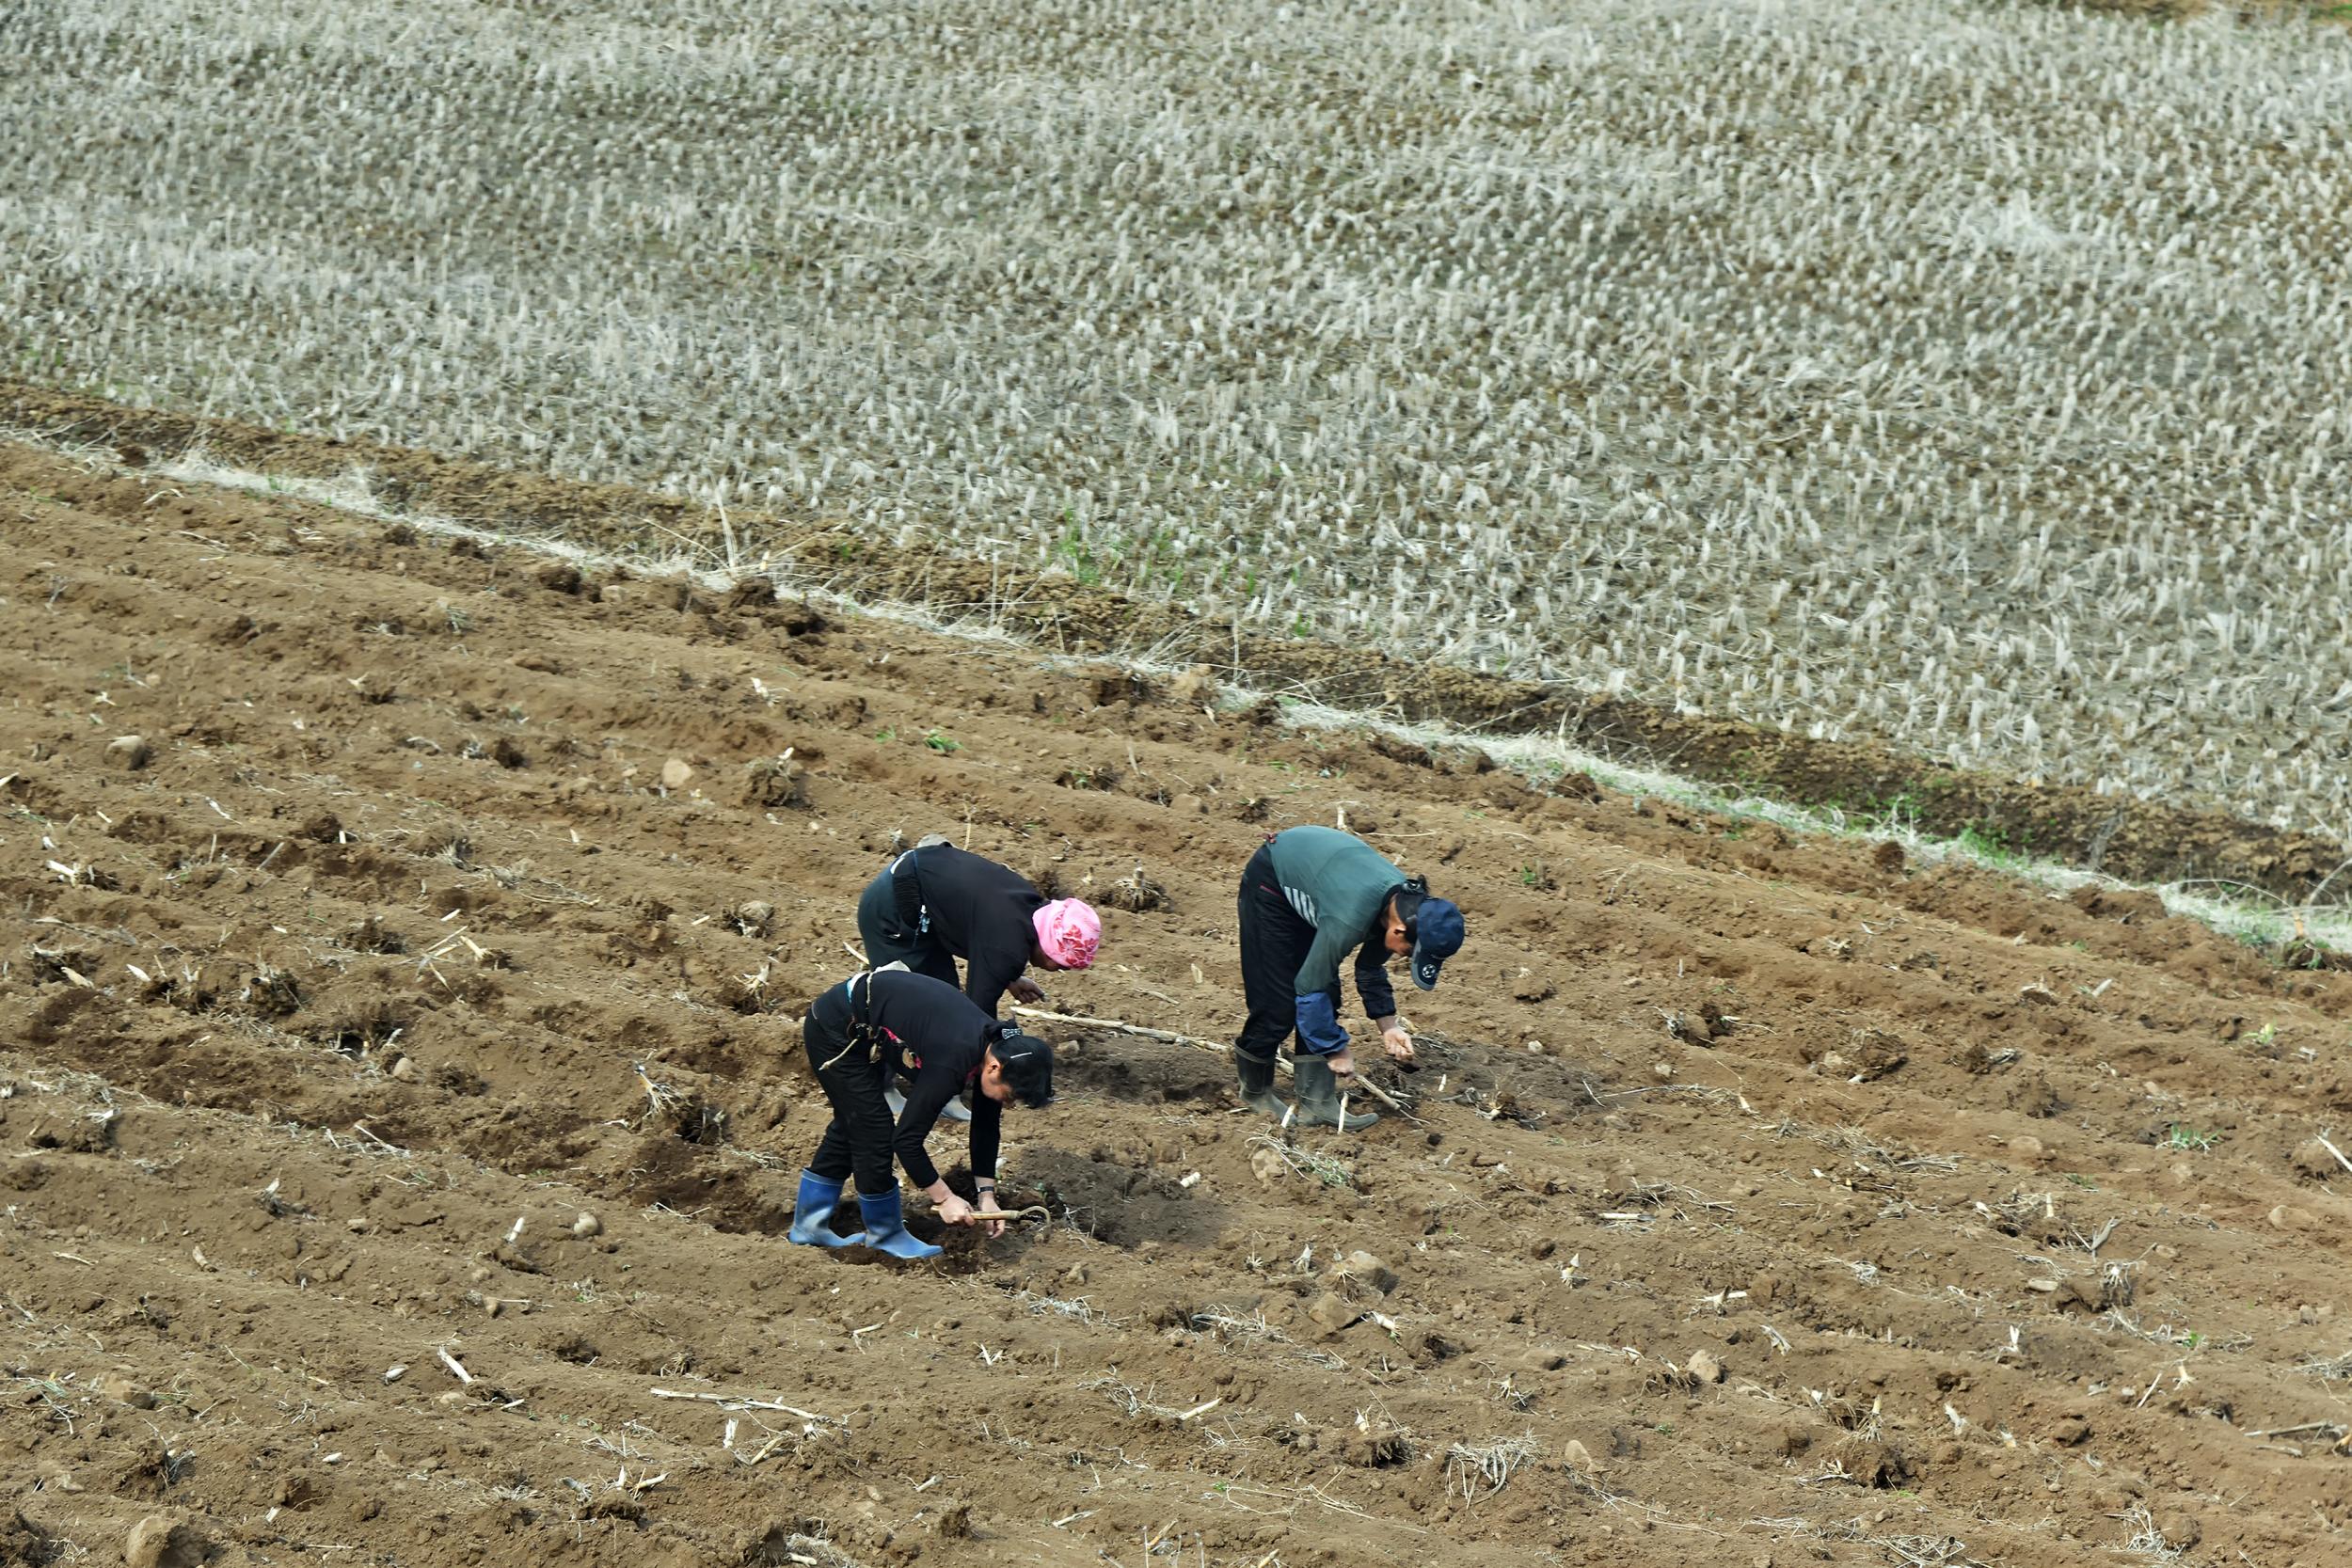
[8,438,2352,1567]
[7,379,2347,903]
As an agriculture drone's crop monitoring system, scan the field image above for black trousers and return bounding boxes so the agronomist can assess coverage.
[803,984,898,1195]
[1236,843,1325,1062]
[855,864,958,985]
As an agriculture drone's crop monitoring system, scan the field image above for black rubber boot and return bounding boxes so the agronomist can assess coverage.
[1293,1055,1377,1131]
[1234,1048,1290,1120]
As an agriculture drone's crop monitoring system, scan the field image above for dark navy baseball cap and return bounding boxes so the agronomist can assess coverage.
[1407,897,1464,990]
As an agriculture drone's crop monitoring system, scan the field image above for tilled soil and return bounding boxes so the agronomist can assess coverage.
[8,381,2348,903]
[6,439,2352,1567]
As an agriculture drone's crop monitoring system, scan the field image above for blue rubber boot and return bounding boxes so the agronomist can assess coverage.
[856,1188,942,1261]
[786,1171,864,1248]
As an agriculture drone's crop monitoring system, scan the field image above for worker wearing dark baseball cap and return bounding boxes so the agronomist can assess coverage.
[1232,826,1467,1131]
[1396,885,1467,991]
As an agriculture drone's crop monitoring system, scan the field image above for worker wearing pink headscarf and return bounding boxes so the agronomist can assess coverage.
[856,842,1097,1124]
[856,842,1099,1017]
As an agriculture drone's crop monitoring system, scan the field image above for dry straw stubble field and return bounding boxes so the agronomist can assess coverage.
[4,0,2352,832]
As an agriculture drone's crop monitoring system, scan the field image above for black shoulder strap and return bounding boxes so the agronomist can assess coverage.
[817,971,884,1074]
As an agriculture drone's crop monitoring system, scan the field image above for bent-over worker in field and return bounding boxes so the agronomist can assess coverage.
[857,841,1096,1122]
[787,966,1056,1260]
[1234,825,1466,1130]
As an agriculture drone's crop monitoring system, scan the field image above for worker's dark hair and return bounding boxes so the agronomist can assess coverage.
[987,1030,1056,1108]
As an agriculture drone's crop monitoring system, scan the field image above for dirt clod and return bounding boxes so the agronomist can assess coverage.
[123,1513,205,1568]
[1168,664,1216,705]
[96,1370,154,1407]
[1804,1029,1906,1081]
[1307,1291,1360,1333]
[741,754,805,808]
[2292,1138,2342,1180]
[105,734,151,769]
[724,575,775,610]
[1334,1250,1398,1295]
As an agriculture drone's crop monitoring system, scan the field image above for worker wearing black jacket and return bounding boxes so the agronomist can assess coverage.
[855,843,1101,1019]
[787,967,1056,1259]
[856,842,1097,1124]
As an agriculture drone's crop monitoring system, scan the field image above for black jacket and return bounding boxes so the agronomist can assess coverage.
[897,845,1045,1017]
[866,969,1004,1190]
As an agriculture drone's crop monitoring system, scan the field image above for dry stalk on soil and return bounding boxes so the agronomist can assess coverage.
[2294,1350,2352,1382]
[1445,1434,1540,1503]
[1081,1375,1222,1424]
[1016,1292,1124,1328]
[1876,1535,1984,1568]
[2118,1502,2187,1563]
[1247,1132,1354,1189]
[1192,1307,1289,1345]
